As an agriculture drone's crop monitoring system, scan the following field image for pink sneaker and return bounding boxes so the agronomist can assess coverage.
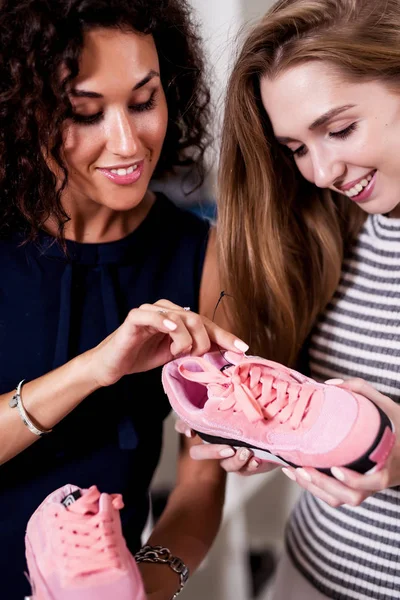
[25,484,146,600]
[162,351,395,474]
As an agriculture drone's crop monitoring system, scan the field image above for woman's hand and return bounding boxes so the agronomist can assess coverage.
[281,378,400,507]
[88,299,249,387]
[175,419,279,476]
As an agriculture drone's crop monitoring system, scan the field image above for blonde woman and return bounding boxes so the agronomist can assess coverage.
[186,0,400,598]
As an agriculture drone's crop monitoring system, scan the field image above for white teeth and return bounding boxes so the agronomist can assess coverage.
[109,164,138,176]
[344,173,374,197]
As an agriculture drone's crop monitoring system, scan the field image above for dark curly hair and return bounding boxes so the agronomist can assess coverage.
[0,0,211,239]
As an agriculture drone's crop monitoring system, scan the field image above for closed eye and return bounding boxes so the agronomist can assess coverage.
[290,144,307,158]
[288,122,358,159]
[71,90,157,126]
[329,122,357,140]
[131,90,157,113]
[71,111,102,125]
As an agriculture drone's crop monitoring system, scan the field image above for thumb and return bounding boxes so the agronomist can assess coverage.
[327,377,394,414]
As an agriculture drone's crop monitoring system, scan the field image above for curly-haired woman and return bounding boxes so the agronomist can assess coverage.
[0,1,249,597]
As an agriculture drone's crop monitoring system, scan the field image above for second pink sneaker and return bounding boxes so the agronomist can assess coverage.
[162,351,395,474]
[25,484,146,600]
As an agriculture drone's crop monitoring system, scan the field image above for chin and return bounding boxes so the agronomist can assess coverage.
[359,198,399,215]
[101,189,148,210]
[104,199,143,212]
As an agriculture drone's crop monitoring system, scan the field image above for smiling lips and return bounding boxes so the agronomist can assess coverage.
[97,160,144,185]
[337,169,377,203]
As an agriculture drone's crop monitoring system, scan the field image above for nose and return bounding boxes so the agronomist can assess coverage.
[106,109,139,157]
[311,147,345,189]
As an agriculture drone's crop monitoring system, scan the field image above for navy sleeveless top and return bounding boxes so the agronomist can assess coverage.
[0,194,210,599]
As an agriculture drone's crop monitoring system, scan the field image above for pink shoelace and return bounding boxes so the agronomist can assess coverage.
[180,359,317,429]
[51,486,124,579]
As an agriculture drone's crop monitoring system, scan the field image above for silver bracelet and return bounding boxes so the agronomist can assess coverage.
[135,545,189,599]
[9,380,52,436]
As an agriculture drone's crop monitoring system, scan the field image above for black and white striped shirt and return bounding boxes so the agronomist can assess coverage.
[286,213,400,599]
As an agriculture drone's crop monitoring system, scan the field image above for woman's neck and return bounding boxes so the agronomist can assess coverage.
[389,204,400,218]
[44,190,156,243]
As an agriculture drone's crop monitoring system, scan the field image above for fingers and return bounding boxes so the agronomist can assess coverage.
[282,466,369,507]
[221,451,280,476]
[330,464,391,492]
[174,419,195,439]
[189,442,237,461]
[126,307,195,356]
[189,441,270,475]
[282,467,343,506]
[139,302,211,356]
[219,447,257,473]
[327,377,393,409]
[123,308,179,337]
[122,308,200,358]
[189,441,255,470]
[139,300,249,356]
[202,316,249,354]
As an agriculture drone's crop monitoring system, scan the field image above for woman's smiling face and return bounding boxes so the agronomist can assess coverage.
[260,61,400,216]
[61,27,168,212]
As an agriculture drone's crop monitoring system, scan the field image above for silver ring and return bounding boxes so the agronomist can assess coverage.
[183,306,191,312]
[158,309,168,315]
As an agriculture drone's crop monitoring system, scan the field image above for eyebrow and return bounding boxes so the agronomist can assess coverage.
[70,69,160,99]
[276,104,356,144]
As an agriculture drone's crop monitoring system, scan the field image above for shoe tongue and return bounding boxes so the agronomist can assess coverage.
[61,489,82,508]
[62,486,101,516]
[223,351,246,366]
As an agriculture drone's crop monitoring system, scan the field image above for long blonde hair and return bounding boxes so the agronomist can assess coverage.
[218,0,400,365]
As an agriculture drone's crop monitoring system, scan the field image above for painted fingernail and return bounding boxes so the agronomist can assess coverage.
[249,458,260,469]
[163,319,177,331]
[297,468,312,482]
[220,448,235,458]
[331,467,346,481]
[282,468,296,481]
[185,429,193,438]
[234,339,249,353]
[325,378,344,385]
[239,448,251,461]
